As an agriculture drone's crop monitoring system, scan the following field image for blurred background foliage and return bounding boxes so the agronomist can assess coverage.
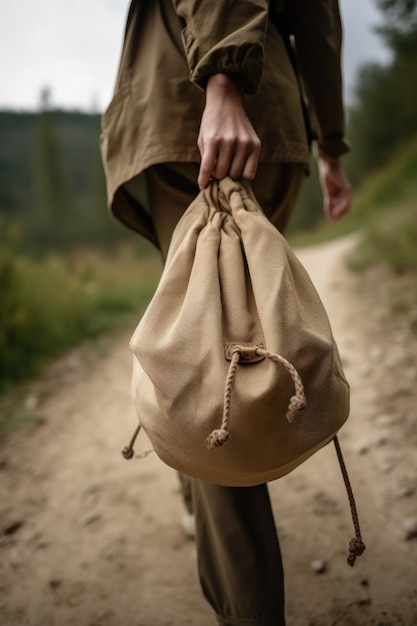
[292,0,417,232]
[0,0,416,392]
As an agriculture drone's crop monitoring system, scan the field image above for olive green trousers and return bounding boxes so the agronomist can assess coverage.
[124,162,304,626]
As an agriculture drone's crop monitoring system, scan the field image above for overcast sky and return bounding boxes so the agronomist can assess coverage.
[0,0,391,112]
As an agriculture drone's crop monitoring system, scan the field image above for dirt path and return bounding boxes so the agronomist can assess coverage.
[1,237,417,626]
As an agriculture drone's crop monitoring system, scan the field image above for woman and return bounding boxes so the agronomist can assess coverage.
[101,1,351,623]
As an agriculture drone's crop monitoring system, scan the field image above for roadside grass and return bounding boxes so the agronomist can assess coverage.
[345,137,417,323]
[348,203,417,275]
[0,232,161,406]
[0,237,161,440]
[0,397,45,442]
[347,201,417,331]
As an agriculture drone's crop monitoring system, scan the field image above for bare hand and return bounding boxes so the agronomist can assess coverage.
[318,156,352,220]
[197,74,261,189]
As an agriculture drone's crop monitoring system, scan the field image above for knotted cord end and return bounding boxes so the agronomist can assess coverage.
[122,445,135,460]
[347,537,366,567]
[285,392,307,424]
[121,423,142,460]
[257,347,306,424]
[286,393,307,422]
[207,428,229,450]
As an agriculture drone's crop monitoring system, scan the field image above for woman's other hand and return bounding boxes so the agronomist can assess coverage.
[318,156,352,220]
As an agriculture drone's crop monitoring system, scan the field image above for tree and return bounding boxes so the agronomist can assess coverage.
[375,0,417,39]
[33,87,74,249]
[346,0,417,184]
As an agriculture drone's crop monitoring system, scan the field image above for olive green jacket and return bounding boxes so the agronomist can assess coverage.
[100,0,350,245]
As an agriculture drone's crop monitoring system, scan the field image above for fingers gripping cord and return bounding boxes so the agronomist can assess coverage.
[206,345,307,450]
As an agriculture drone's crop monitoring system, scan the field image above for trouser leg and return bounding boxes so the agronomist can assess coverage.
[192,480,286,626]
[178,472,193,515]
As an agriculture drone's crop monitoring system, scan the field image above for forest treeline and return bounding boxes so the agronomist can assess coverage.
[0,93,137,255]
[1,0,416,247]
[346,0,417,184]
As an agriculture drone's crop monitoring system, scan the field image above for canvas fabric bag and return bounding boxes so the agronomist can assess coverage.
[129,175,348,482]
[125,177,365,564]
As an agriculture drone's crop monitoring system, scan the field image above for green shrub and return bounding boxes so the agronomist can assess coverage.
[349,204,417,274]
[0,227,160,390]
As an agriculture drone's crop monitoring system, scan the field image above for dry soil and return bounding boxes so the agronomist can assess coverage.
[1,236,417,626]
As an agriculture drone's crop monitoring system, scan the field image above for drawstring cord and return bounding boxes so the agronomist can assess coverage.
[206,345,307,449]
[121,423,141,459]
[123,345,365,566]
[206,344,365,567]
[333,434,366,566]
[257,347,307,421]
[121,423,153,460]
[206,347,241,449]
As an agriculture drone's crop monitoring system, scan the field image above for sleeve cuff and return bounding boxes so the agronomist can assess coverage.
[316,136,351,159]
[181,27,264,95]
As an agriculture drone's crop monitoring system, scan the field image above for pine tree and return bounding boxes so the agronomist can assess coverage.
[346,1,417,183]
[33,87,73,250]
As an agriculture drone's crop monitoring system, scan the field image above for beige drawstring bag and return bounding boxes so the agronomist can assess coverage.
[125,177,365,565]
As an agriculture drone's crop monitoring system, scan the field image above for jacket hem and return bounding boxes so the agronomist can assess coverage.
[107,144,310,208]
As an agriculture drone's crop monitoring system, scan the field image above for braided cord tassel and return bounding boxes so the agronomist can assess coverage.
[256,347,307,422]
[207,345,306,449]
[206,347,241,449]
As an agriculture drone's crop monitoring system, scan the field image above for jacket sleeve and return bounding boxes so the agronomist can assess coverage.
[286,0,350,158]
[170,0,269,94]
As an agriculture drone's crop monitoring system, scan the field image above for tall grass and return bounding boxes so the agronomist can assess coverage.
[346,135,417,275]
[349,205,417,274]
[339,135,417,325]
[0,226,160,391]
[347,135,417,226]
